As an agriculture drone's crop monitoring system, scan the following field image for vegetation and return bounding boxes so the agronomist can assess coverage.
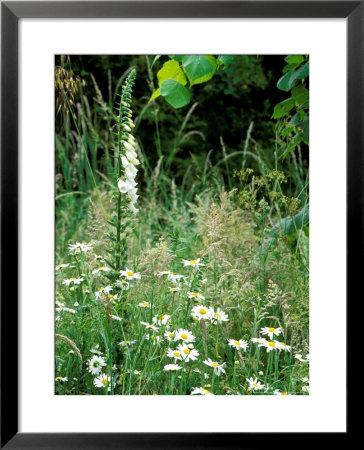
[55,55,309,395]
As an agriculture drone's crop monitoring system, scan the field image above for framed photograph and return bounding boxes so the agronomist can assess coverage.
[1,1,354,447]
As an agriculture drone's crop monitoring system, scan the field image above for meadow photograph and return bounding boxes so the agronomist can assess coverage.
[55,54,309,396]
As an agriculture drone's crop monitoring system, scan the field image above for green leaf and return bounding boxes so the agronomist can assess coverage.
[277,61,309,92]
[283,63,300,74]
[148,88,161,104]
[295,61,309,81]
[291,84,309,104]
[300,116,309,143]
[272,98,296,119]
[169,55,184,62]
[284,55,305,64]
[157,59,187,86]
[160,79,190,109]
[277,70,298,92]
[182,55,217,86]
[217,55,235,69]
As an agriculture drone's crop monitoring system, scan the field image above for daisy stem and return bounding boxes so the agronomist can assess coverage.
[216,374,220,394]
[265,351,273,384]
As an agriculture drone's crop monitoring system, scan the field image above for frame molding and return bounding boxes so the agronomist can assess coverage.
[1,1,355,448]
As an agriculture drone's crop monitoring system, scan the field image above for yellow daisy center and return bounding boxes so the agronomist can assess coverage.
[160,315,165,319]
[174,352,181,357]
[234,341,241,346]
[192,293,198,297]
[202,389,210,394]
[183,349,190,354]
[108,295,114,299]
[199,309,207,315]
[214,313,221,318]
[168,333,174,338]
[268,327,275,332]
[127,271,134,277]
[280,342,286,346]
[253,383,258,387]
[143,302,149,306]
[268,342,276,347]
[211,362,219,367]
[98,266,104,270]
[189,260,197,264]
[72,277,77,280]
[181,334,188,340]
[282,392,288,395]
[101,378,108,386]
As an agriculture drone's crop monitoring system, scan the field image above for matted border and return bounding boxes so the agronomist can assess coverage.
[1,1,356,447]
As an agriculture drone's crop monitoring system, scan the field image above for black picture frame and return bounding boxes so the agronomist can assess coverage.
[1,1,354,448]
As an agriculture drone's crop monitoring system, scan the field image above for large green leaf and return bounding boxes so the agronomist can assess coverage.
[217,55,235,69]
[284,55,305,64]
[272,98,296,119]
[291,84,309,105]
[169,55,184,62]
[277,61,309,92]
[160,79,190,109]
[295,61,309,81]
[277,70,299,92]
[182,55,217,86]
[157,59,187,86]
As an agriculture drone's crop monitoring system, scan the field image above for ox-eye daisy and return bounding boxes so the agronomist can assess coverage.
[176,343,199,362]
[62,277,84,286]
[88,355,106,375]
[119,340,137,347]
[251,337,267,345]
[246,377,265,391]
[182,258,205,269]
[164,364,182,372]
[94,373,112,391]
[167,348,183,361]
[152,314,171,326]
[92,266,111,275]
[68,242,93,255]
[295,353,309,362]
[56,263,70,271]
[260,326,282,340]
[211,308,229,324]
[55,376,68,382]
[276,341,291,352]
[203,358,226,376]
[187,291,205,301]
[227,339,248,351]
[191,305,213,321]
[174,329,195,343]
[138,301,151,308]
[120,268,141,280]
[169,286,180,293]
[140,322,159,332]
[260,340,279,352]
[274,390,291,396]
[191,387,214,395]
[164,330,175,341]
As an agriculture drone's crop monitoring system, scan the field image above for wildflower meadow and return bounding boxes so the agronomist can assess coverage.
[55,55,309,395]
